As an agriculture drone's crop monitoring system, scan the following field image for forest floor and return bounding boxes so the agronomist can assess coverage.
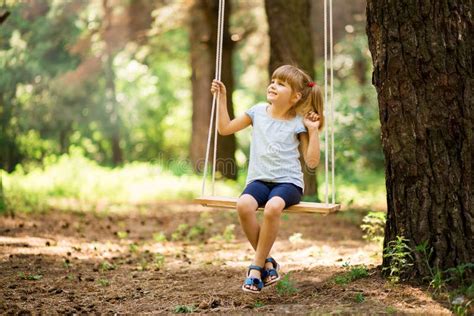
[0,202,453,314]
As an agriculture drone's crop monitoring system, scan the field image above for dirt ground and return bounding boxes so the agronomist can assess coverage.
[0,203,453,314]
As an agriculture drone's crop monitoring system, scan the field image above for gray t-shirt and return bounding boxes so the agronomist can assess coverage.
[245,103,307,190]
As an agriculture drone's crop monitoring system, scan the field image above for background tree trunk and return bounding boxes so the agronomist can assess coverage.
[265,0,317,197]
[367,0,473,279]
[102,0,124,165]
[189,0,237,180]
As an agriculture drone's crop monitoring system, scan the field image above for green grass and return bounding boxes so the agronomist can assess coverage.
[334,265,369,285]
[1,153,386,214]
[2,153,241,213]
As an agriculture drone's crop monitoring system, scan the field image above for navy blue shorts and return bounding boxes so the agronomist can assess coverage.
[240,180,303,208]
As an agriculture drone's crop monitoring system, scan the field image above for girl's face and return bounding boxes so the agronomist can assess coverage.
[267,78,297,106]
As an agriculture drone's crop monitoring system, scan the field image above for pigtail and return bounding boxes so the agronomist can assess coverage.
[271,65,325,131]
[295,84,325,132]
[311,85,325,131]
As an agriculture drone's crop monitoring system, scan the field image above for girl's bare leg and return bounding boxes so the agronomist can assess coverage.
[253,197,285,284]
[237,195,283,290]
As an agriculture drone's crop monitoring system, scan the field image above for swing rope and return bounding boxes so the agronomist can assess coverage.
[201,0,225,197]
[200,0,337,209]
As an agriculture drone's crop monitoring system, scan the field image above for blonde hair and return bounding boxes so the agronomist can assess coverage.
[271,65,324,131]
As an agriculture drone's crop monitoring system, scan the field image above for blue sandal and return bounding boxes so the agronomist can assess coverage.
[242,265,265,293]
[264,257,281,286]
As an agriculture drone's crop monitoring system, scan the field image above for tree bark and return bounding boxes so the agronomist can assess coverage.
[189,0,237,180]
[265,0,318,197]
[367,0,473,279]
[102,0,123,165]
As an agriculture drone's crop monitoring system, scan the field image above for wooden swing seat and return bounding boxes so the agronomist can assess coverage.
[195,196,340,214]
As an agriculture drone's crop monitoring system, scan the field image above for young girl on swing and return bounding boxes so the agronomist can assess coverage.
[210,64,324,293]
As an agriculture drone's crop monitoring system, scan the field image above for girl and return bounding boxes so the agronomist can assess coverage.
[210,64,324,293]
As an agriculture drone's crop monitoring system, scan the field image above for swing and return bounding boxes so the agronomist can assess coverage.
[195,0,340,214]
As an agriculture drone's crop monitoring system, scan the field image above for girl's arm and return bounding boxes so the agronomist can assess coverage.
[299,111,321,169]
[211,80,252,136]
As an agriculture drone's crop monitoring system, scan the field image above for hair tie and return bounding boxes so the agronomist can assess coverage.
[307,81,316,87]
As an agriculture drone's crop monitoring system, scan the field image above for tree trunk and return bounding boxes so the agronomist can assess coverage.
[189,0,237,180]
[367,0,473,279]
[102,0,123,165]
[104,54,123,165]
[265,0,318,198]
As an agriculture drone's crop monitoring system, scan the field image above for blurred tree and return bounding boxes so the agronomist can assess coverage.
[310,0,366,61]
[189,0,237,180]
[265,0,317,197]
[0,173,5,214]
[0,1,82,171]
[367,0,473,279]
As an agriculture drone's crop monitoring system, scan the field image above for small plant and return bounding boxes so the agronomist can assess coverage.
[174,305,196,313]
[18,272,43,280]
[97,278,110,286]
[222,224,235,242]
[154,253,165,269]
[63,258,72,269]
[171,224,189,241]
[66,273,75,281]
[276,272,298,295]
[129,243,139,253]
[354,292,365,303]
[117,231,128,239]
[254,300,265,308]
[429,268,445,294]
[99,261,116,272]
[139,258,149,271]
[350,266,369,280]
[415,240,436,277]
[334,265,369,285]
[382,236,413,283]
[385,306,397,314]
[153,232,167,242]
[445,263,474,288]
[360,211,386,243]
[334,274,351,285]
[186,224,206,241]
[451,294,472,316]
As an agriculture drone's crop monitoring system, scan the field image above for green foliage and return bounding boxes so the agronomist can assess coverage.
[99,261,116,272]
[385,306,397,314]
[174,305,196,313]
[222,224,236,242]
[129,243,139,253]
[334,265,369,285]
[275,272,298,295]
[360,211,386,243]
[382,236,413,283]
[445,263,474,288]
[171,212,218,243]
[116,231,128,239]
[18,272,43,280]
[354,292,365,303]
[63,258,72,269]
[97,278,110,287]
[154,253,165,270]
[415,241,474,315]
[2,153,241,213]
[153,232,167,243]
[253,301,265,308]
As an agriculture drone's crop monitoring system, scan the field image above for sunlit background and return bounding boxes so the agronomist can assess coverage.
[1,0,385,213]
